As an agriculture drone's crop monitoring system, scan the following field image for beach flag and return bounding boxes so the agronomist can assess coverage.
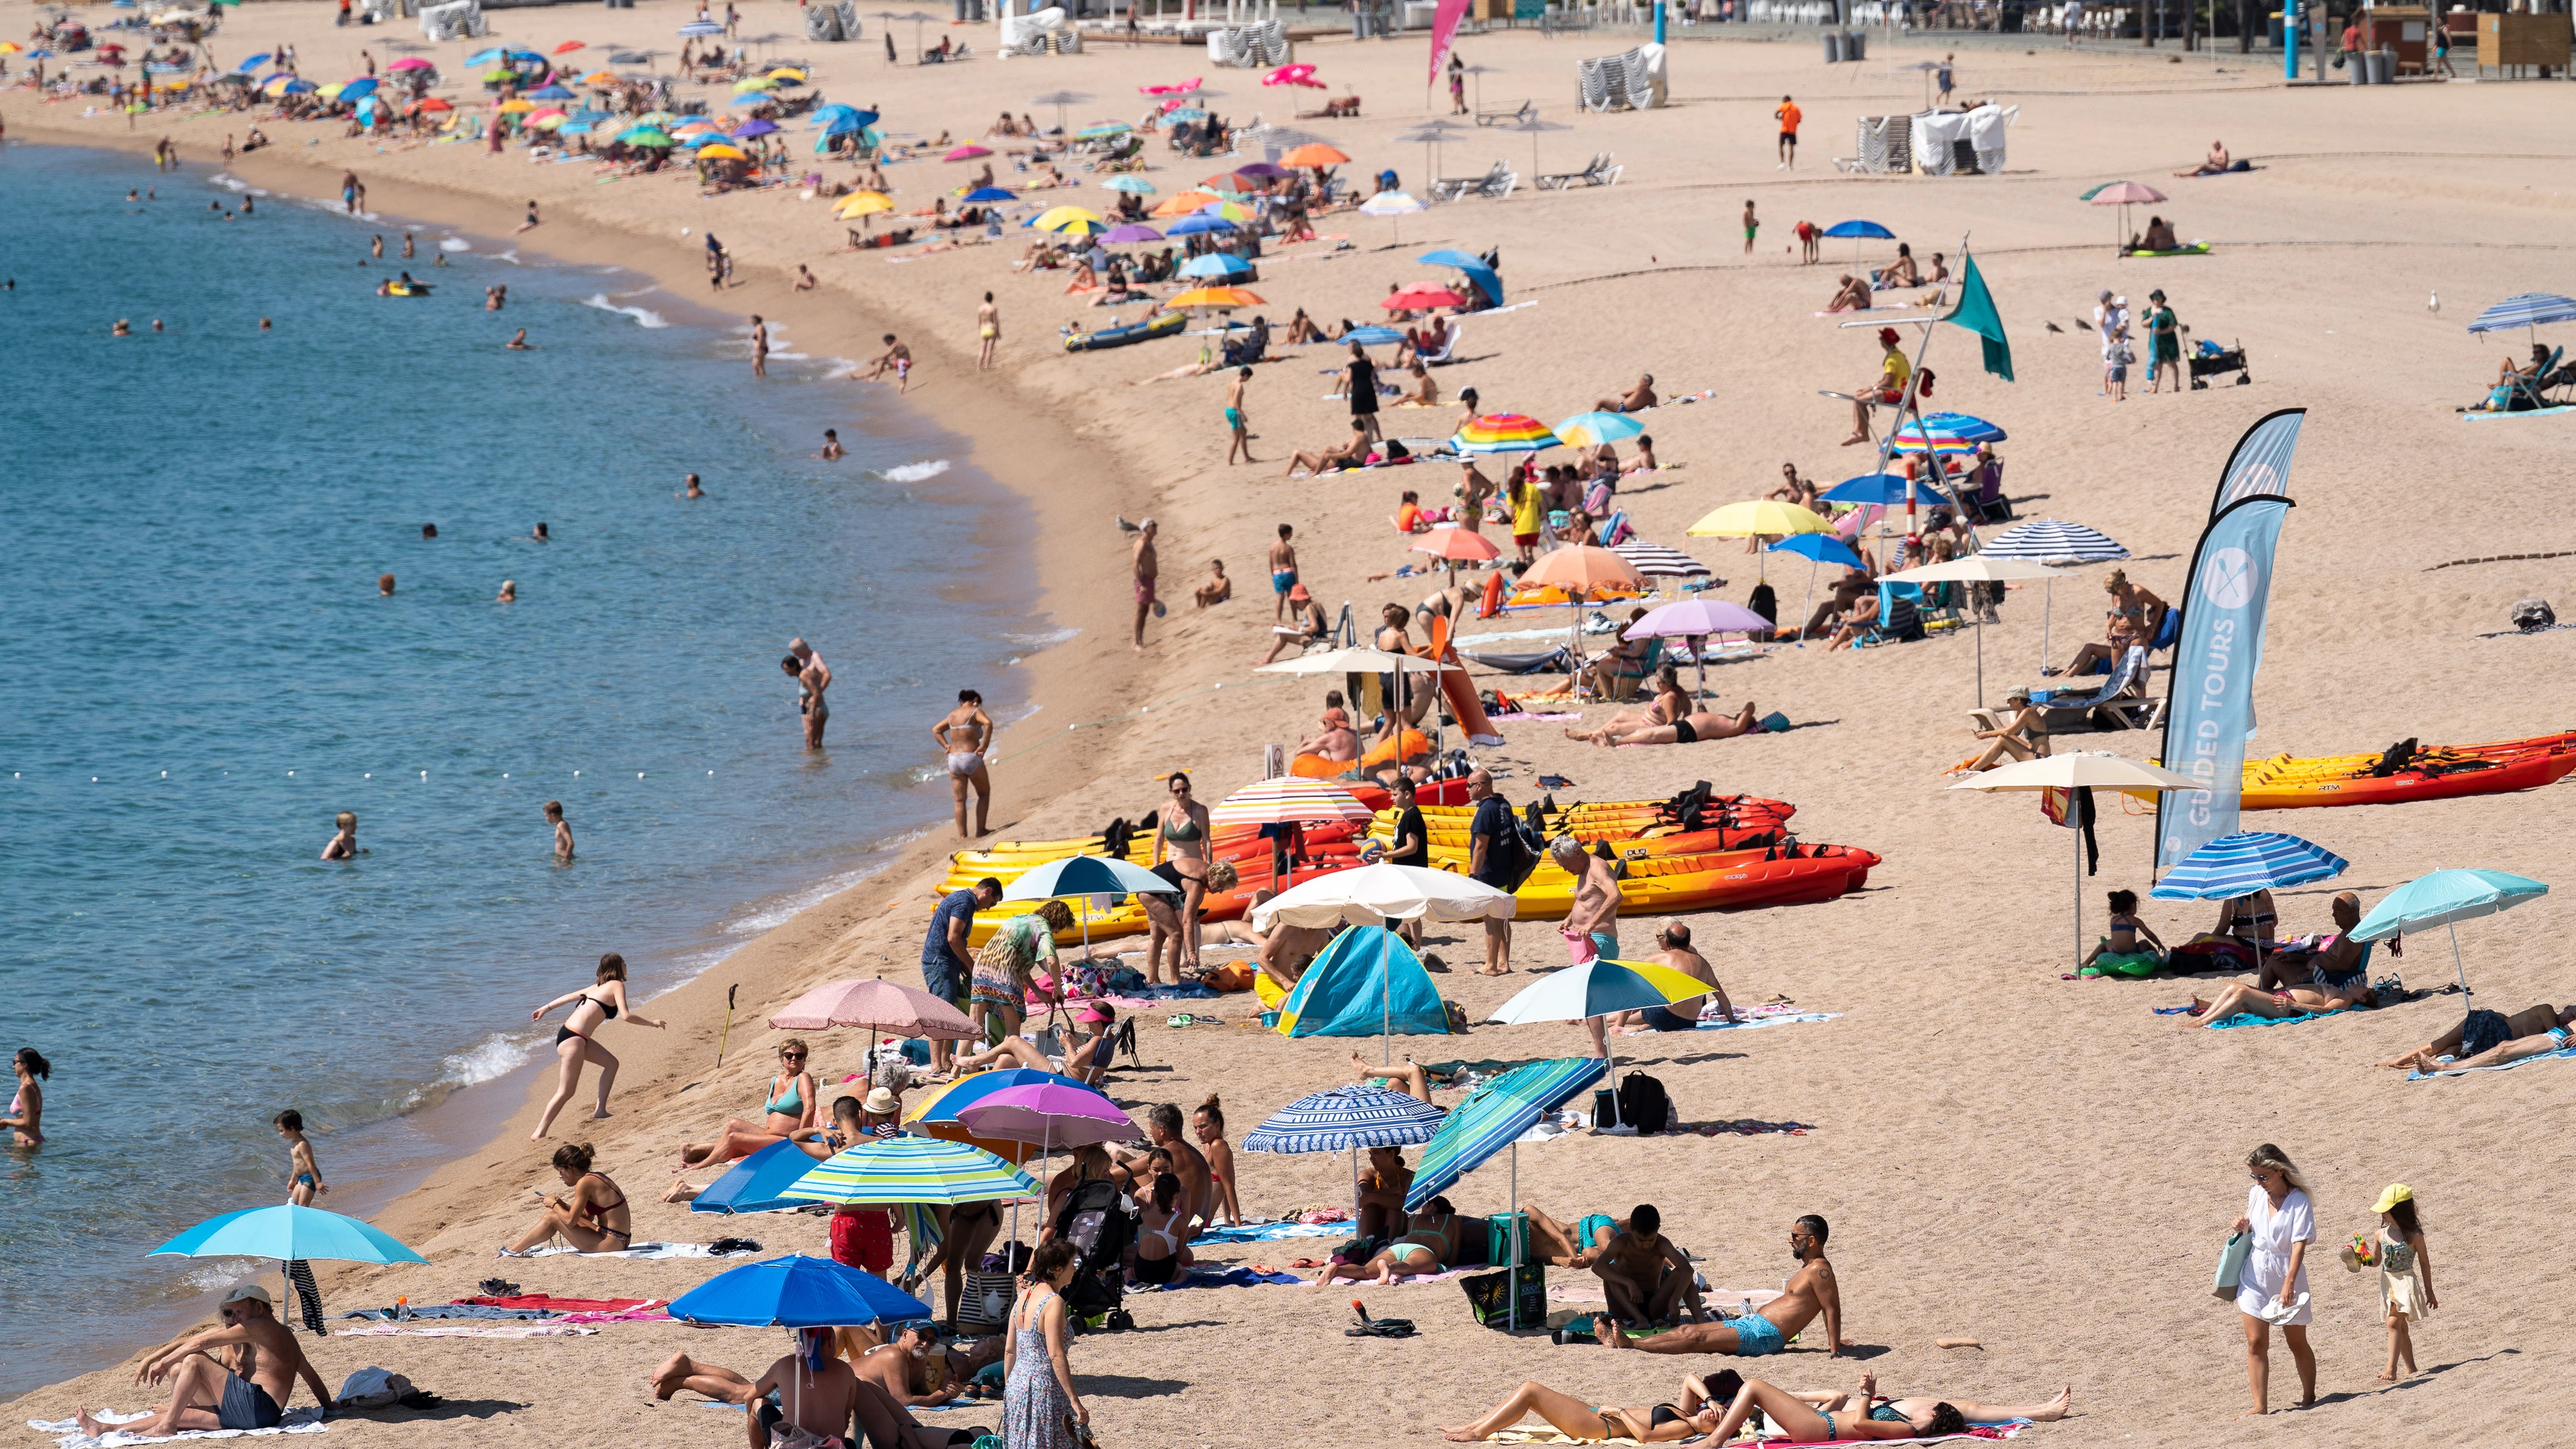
[1941,252,2014,382]
[2154,410,2306,872]
[1428,0,1471,83]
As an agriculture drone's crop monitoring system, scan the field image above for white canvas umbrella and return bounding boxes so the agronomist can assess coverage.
[1949,751,2201,964]
[1882,554,2066,708]
[1248,862,1516,930]
[1259,648,1462,752]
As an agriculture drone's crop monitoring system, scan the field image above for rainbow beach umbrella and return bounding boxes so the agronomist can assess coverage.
[1450,413,1560,455]
[1208,776,1373,830]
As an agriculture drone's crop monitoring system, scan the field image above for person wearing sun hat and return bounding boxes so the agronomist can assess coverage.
[1842,326,1914,446]
[81,1283,334,1440]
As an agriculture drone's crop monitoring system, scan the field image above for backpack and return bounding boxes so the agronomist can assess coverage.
[1474,796,1539,890]
[1615,1072,1672,1135]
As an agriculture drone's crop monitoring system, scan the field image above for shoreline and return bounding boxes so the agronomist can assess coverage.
[0,114,1163,1402]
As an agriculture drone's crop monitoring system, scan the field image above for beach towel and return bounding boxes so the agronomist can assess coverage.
[1489,1419,2021,1446]
[506,1240,741,1259]
[29,1410,326,1449]
[1192,1220,1349,1244]
[334,1322,598,1338]
[454,1294,661,1313]
[2205,1009,2345,1029]
[1683,1118,1817,1137]
[2408,1043,2576,1079]
[1683,1011,1837,1034]
[338,1304,556,1322]
[1147,1265,1304,1291]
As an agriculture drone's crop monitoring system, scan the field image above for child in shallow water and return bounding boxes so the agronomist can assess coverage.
[2078,889,2164,976]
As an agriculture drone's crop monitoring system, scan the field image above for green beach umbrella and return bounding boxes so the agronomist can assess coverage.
[779,1136,1039,1207]
[617,127,673,147]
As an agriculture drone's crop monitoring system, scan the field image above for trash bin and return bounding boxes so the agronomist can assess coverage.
[2266,11,2282,46]
[1822,30,1843,62]
[2346,49,2365,81]
[2372,47,2394,82]
[1842,27,1864,59]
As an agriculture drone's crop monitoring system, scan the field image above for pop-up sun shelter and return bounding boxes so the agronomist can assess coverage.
[1272,926,1452,1048]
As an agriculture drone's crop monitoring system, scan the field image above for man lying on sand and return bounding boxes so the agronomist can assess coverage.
[1573,700,1765,748]
[81,1285,334,1439]
[1607,1213,1849,1357]
[2378,1001,2576,1072]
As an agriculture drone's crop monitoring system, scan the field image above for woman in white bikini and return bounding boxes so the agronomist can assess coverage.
[1129,1173,1187,1286]
[530,954,667,1141]
[934,689,995,839]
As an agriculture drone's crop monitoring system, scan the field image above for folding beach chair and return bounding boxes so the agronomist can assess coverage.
[2029,645,2158,731]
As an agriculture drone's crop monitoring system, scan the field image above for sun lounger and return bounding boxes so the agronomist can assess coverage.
[1475,99,1537,128]
[1534,152,1621,189]
[2029,645,2159,730]
[1430,161,1517,202]
[1417,321,1461,366]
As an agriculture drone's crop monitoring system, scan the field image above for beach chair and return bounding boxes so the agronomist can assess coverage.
[1430,161,1516,202]
[2473,345,2564,413]
[2029,645,2157,731]
[1417,322,1462,366]
[1851,583,1927,648]
[1536,153,1623,190]
[1476,99,1537,128]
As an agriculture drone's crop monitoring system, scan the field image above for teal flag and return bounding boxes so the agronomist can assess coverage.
[1941,253,2014,382]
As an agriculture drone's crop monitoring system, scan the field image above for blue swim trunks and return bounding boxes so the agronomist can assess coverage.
[1575,1213,1616,1253]
[1272,570,1297,594]
[1725,1313,1786,1356]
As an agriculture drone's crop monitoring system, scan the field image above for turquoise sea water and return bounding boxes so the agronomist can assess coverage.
[0,142,1039,1395]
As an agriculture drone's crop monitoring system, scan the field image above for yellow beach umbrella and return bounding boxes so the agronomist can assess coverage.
[0,41,21,53]
[318,81,346,99]
[496,97,534,113]
[1686,499,1831,538]
[1165,286,1265,311]
[834,190,895,218]
[526,109,568,129]
[1030,204,1107,233]
[766,66,808,81]
[1197,199,1252,222]
[695,142,750,161]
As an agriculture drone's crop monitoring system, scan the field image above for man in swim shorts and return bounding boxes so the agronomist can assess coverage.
[1606,1213,1850,1357]
[1589,1204,1707,1327]
[920,878,1000,1073]
[1268,523,1300,622]
[1226,366,1255,465]
[1132,518,1160,652]
[933,689,994,838]
[80,1285,334,1440]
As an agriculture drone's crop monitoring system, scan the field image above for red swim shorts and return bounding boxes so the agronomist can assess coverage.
[1135,577,1157,604]
[1514,532,1538,548]
[830,1210,894,1275]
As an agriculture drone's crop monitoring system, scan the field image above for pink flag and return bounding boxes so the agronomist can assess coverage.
[1428,0,1472,84]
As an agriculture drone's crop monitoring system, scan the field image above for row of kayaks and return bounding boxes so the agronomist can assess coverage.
[942,785,1873,948]
[2234,731,2576,810]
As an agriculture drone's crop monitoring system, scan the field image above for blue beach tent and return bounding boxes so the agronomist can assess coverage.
[1275,928,1450,1040]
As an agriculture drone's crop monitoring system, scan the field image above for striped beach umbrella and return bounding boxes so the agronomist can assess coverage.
[1890,411,2006,453]
[1208,777,1373,830]
[1490,960,1714,1129]
[2148,832,2349,901]
[1978,519,2130,566]
[779,1136,1039,1207]
[1553,410,1645,448]
[1403,1056,1606,1210]
[2467,292,2576,336]
[1450,413,1560,455]
[1242,1085,1445,1155]
[1610,541,1710,578]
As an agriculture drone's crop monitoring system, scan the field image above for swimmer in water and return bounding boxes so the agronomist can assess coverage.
[532,522,550,543]
[489,284,507,310]
[498,579,517,602]
[111,319,132,336]
[260,317,273,331]
[402,232,415,260]
[127,189,140,202]
[678,473,707,499]
[507,329,531,350]
[241,196,254,216]
[545,800,574,861]
[321,811,362,860]
[379,573,396,595]
[816,430,844,461]
[422,523,438,539]
[151,319,164,332]
[371,234,384,261]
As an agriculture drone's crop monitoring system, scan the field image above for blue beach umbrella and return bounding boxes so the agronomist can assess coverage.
[2466,292,2576,337]
[339,76,379,100]
[1768,533,1865,569]
[728,92,771,108]
[1165,213,1236,237]
[2149,831,2348,901]
[1417,248,1504,307]
[233,52,270,72]
[1243,1085,1445,1155]
[558,119,595,135]
[152,1204,428,1265]
[524,83,575,100]
[1488,958,1709,1127]
[691,1138,826,1216]
[1102,175,1155,195]
[1177,252,1252,280]
[963,185,1016,202]
[818,108,881,132]
[465,46,504,65]
[1001,852,1169,955]
[1403,1057,1607,1211]
[667,1253,930,1327]
[1820,472,1927,507]
[1822,218,1895,239]
[1339,324,1408,348]
[2351,867,2550,1001]
[1553,410,1644,446]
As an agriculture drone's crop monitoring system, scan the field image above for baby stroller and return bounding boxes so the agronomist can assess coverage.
[1049,1178,1139,1332]
[2187,337,2252,390]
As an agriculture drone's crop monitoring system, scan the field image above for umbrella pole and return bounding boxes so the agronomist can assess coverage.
[2074,808,2083,966]
[1797,558,1816,649]
[1975,608,1984,710]
[2042,580,2053,675]
[1509,1141,1521,1331]
[1693,633,1708,702]
[2449,922,2471,1003]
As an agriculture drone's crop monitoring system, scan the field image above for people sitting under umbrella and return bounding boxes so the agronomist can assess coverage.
[2127,214,2180,253]
[2181,894,2381,1025]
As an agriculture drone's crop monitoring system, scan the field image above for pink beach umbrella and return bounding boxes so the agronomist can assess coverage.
[944,143,992,161]
[1625,598,1775,699]
[768,976,980,1038]
[955,1084,1139,1150]
[2087,180,2168,255]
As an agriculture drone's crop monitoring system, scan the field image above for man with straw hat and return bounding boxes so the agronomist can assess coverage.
[79,1285,334,1439]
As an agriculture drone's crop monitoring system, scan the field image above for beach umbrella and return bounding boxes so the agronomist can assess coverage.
[1979,519,2130,566]
[959,185,1016,204]
[669,1254,929,1327]
[2351,868,2549,1003]
[2086,180,2167,253]
[414,96,454,113]
[733,75,777,92]
[151,1204,427,1267]
[388,57,434,71]
[809,103,870,126]
[1500,112,1574,176]
[1263,63,1323,88]
[1227,161,1296,180]
[1688,499,1829,539]
[1611,541,1712,578]
[678,19,726,35]
[1888,411,2005,454]
[233,52,270,71]
[691,1138,830,1216]
[526,110,568,129]
[1553,410,1643,448]
[1400,1054,1605,1325]
[944,143,992,161]
[467,46,505,64]
[1766,532,1866,641]
[955,1084,1140,1150]
[1209,776,1374,830]
[1163,107,1211,123]
[1196,199,1253,224]
[769,977,978,1037]
[1177,252,1253,281]
[731,117,779,139]
[1249,861,1514,929]
[1163,285,1263,311]
[1281,142,1351,168]
[1027,87,1091,135]
[1339,326,1409,347]
[1001,851,1173,960]
[1386,286,1464,312]
[1358,189,1427,246]
[1102,175,1156,196]
[1819,473,1917,507]
[1030,205,1107,235]
[1165,214,1237,238]
[1523,546,1646,681]
[1411,527,1501,569]
[617,127,673,147]
[1100,222,1163,245]
[495,97,534,113]
[835,190,894,218]
[1947,751,2203,965]
[906,1069,1105,1165]
[1822,217,1897,270]
[1244,1085,1445,1155]
[524,82,574,100]
[2467,292,2576,340]
[318,82,349,100]
[1883,553,2066,706]
[1152,189,1221,217]
[2149,832,2349,902]
[1417,248,1505,308]
[768,65,809,81]
[1626,598,1772,697]
[695,143,750,161]
[580,68,619,84]
[779,1136,1039,1209]
[1488,959,1709,1127]
[1450,413,1559,455]
[552,39,587,53]
[726,94,772,109]
[339,76,378,99]
[1075,121,1132,141]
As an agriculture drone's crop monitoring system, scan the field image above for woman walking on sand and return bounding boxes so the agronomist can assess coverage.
[1003,1240,1088,1449]
[977,292,1000,371]
[530,954,667,1139]
[2231,1143,2318,1417]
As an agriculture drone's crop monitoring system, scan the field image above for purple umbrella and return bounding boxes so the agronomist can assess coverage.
[1229,161,1293,178]
[955,1084,1139,1149]
[1100,222,1163,245]
[731,117,780,139]
[1625,598,1775,700]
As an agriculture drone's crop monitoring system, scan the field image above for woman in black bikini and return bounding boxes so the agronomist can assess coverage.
[505,1141,635,1253]
[531,953,667,1141]
[1439,1370,1743,1442]
[1766,1370,2071,1436]
[1152,772,1214,968]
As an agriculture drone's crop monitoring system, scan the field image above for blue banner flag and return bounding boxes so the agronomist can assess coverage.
[2155,410,2305,871]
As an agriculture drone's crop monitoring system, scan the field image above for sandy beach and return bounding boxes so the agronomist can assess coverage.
[9,6,2576,1445]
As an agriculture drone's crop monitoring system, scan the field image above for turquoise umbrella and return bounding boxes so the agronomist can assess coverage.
[1401,1056,1605,1328]
[1000,852,1171,960]
[2351,868,2549,1002]
[151,1204,428,1265]
[779,1136,1038,1207]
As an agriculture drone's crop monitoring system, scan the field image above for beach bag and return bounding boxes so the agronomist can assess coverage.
[1615,1072,1672,1134]
[1461,1263,1547,1329]
[2511,598,2556,632]
[2213,1231,2251,1299]
[958,1272,1016,1330]
[334,1368,416,1410]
